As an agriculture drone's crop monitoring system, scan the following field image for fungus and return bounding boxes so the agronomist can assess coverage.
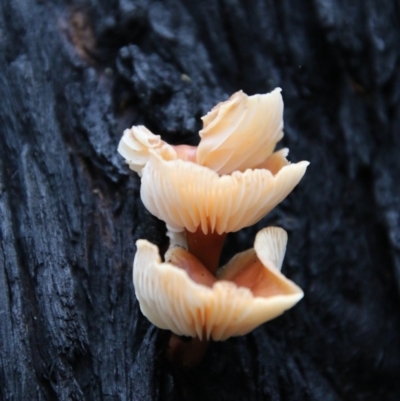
[120,88,308,264]
[118,125,197,177]
[134,227,303,340]
[141,148,307,235]
[118,88,308,366]
[197,88,284,174]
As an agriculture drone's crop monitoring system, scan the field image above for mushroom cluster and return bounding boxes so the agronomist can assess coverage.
[118,88,309,365]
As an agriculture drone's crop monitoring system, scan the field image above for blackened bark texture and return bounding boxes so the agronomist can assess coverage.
[1,0,400,400]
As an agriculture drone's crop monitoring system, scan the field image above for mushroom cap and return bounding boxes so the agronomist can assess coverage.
[133,227,303,341]
[117,125,176,176]
[197,89,284,175]
[141,150,309,234]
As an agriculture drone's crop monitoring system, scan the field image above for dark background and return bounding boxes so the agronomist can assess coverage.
[1,0,400,400]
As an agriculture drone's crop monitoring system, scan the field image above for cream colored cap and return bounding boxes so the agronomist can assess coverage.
[133,227,303,340]
[117,125,176,176]
[197,89,284,175]
[141,150,309,234]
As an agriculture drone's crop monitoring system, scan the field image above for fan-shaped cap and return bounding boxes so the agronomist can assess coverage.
[133,227,303,340]
[197,88,284,175]
[117,125,176,176]
[141,150,309,234]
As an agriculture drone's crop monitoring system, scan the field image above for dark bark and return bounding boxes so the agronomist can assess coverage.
[1,0,400,400]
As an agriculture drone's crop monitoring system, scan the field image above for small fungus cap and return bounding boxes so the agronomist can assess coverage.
[117,125,176,176]
[197,88,284,175]
[133,227,303,340]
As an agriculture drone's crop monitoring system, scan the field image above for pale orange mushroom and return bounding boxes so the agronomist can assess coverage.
[197,88,284,174]
[119,88,308,259]
[141,149,308,236]
[133,227,303,341]
[118,89,308,365]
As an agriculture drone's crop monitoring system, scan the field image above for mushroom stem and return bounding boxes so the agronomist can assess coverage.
[185,227,227,275]
[166,334,209,369]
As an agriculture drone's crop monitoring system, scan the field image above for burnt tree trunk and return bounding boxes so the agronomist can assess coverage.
[1,1,400,400]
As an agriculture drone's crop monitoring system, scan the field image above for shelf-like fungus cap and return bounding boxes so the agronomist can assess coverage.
[197,88,284,175]
[117,125,176,176]
[141,150,309,234]
[133,227,303,341]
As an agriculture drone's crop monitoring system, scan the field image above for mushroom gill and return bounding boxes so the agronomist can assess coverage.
[141,150,309,235]
[133,227,303,341]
